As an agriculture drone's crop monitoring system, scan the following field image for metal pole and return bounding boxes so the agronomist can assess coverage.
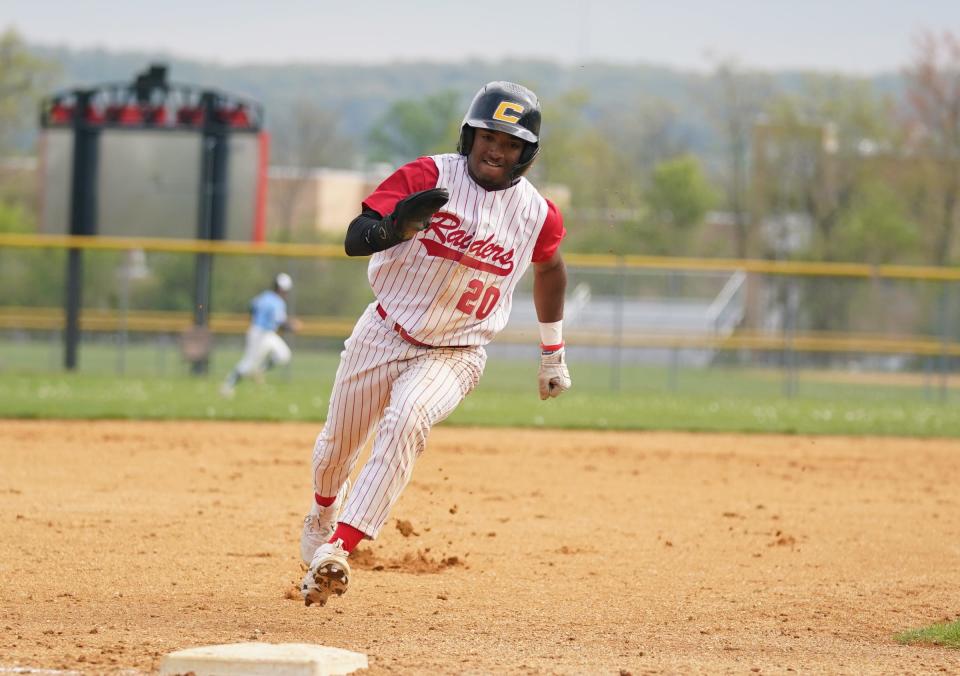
[937,282,950,403]
[156,335,167,376]
[668,270,680,393]
[49,329,58,371]
[610,260,625,392]
[192,92,230,375]
[64,249,83,370]
[117,255,130,375]
[63,89,100,371]
[284,289,295,382]
[781,276,798,399]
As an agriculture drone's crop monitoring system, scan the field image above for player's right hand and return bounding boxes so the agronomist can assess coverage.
[538,347,571,400]
[390,188,449,240]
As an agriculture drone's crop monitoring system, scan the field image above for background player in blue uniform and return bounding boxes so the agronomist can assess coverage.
[220,273,302,397]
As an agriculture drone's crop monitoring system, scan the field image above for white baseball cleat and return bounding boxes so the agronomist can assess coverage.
[300,479,351,565]
[219,383,235,399]
[301,539,351,607]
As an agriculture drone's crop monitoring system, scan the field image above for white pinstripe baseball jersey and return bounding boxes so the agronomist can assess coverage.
[363,153,565,347]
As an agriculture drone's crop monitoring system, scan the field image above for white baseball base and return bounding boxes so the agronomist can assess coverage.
[159,642,368,676]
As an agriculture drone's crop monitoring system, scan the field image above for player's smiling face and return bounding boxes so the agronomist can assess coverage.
[467,128,525,190]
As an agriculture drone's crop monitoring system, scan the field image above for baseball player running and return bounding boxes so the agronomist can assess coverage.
[300,82,572,606]
[220,273,301,397]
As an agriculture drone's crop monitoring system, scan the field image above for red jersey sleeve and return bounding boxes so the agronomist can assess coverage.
[531,199,566,262]
[362,157,440,216]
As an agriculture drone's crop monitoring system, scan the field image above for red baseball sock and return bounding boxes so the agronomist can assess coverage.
[314,493,336,508]
[329,523,366,553]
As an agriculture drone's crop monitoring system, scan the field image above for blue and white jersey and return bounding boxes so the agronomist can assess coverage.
[249,290,288,331]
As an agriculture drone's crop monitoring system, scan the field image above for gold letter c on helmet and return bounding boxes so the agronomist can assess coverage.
[492,101,524,124]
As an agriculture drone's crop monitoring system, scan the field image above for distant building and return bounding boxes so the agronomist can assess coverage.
[266,166,386,237]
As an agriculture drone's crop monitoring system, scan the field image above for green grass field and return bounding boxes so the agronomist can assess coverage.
[896,620,960,649]
[2,339,960,436]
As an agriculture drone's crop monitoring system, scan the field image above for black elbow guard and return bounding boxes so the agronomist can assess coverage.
[364,215,404,252]
[344,210,402,256]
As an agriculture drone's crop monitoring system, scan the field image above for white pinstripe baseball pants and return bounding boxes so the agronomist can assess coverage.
[311,302,486,538]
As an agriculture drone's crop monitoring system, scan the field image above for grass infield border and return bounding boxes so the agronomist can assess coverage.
[3,372,960,437]
[895,620,960,649]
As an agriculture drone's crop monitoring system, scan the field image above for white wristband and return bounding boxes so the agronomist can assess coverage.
[538,320,563,349]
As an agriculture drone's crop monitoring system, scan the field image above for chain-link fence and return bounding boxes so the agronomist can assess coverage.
[2,234,958,402]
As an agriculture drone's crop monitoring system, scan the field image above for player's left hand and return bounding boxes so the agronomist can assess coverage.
[287,317,304,332]
[538,347,571,400]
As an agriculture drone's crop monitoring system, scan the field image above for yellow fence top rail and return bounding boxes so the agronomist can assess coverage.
[5,233,960,280]
[0,233,345,259]
[3,307,959,356]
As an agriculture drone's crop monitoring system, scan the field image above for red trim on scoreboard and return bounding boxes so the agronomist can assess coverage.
[37,131,48,233]
[253,131,270,243]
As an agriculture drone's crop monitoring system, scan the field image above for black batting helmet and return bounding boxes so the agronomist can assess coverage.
[457,81,541,178]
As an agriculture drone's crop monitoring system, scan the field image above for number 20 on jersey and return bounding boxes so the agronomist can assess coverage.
[456,280,501,320]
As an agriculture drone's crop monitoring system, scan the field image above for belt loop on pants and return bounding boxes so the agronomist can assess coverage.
[376,303,432,348]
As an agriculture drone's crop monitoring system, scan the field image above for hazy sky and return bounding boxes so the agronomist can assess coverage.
[4,0,956,74]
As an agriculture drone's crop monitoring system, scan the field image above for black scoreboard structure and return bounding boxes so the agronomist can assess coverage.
[39,65,268,372]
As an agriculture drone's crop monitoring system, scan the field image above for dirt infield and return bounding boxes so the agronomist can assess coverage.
[1,420,958,675]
